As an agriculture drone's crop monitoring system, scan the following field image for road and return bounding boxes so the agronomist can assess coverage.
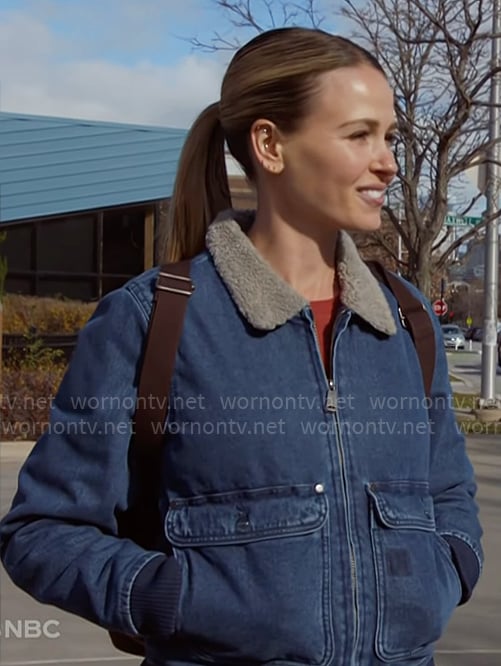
[447,342,501,395]
[1,435,499,666]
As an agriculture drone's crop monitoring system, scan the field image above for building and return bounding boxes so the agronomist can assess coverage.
[0,112,187,300]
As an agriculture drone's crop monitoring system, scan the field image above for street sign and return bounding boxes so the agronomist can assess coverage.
[466,316,473,327]
[445,214,482,227]
[433,299,448,316]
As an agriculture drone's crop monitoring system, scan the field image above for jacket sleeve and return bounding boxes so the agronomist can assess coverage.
[425,302,483,604]
[0,284,181,638]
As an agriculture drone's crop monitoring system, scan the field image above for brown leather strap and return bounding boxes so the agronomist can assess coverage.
[112,262,192,652]
[134,260,193,455]
[366,261,436,398]
[126,259,193,545]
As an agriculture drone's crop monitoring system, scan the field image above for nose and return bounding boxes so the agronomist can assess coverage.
[371,144,398,181]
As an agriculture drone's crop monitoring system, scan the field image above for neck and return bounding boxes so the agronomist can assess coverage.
[248,208,338,301]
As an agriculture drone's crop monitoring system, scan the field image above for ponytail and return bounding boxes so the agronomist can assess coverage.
[163,102,232,262]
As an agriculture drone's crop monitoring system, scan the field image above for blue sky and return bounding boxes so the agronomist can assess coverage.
[0,0,260,128]
[0,0,338,128]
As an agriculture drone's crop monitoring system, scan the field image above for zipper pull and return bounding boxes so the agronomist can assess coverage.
[325,380,337,412]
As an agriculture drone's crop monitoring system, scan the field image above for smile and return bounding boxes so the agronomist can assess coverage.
[358,189,386,207]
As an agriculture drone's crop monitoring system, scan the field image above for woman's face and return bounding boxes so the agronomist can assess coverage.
[275,64,398,234]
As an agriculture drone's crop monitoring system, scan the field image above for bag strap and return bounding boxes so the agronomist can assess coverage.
[366,260,436,398]
[109,262,193,656]
[133,260,193,472]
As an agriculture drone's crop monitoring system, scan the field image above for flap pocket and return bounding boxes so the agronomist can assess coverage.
[166,484,328,546]
[367,482,435,530]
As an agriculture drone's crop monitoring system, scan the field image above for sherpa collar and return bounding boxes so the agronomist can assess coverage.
[205,210,397,335]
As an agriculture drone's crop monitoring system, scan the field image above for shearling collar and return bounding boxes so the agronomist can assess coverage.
[205,210,397,335]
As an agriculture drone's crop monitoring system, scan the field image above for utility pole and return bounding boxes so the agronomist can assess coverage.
[480,0,501,405]
[397,202,403,275]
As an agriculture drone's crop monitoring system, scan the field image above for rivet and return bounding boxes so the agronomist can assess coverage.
[314,483,325,494]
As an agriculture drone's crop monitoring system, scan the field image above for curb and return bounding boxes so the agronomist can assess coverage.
[450,381,476,393]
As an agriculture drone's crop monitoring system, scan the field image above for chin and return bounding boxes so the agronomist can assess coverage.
[344,214,383,233]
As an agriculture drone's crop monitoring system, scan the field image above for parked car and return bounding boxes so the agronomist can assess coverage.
[472,327,483,342]
[465,326,477,340]
[441,324,466,350]
[465,326,483,341]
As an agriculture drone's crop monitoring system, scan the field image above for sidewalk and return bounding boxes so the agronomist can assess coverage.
[448,348,501,397]
[436,435,501,665]
[0,440,35,462]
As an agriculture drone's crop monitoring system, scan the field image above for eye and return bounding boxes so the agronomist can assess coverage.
[349,131,370,141]
[385,132,399,146]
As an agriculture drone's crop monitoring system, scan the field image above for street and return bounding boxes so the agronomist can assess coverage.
[447,342,501,395]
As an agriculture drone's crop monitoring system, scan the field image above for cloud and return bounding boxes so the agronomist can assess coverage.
[0,3,226,128]
[1,0,204,58]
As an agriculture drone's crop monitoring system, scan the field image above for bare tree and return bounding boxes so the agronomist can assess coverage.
[193,0,501,297]
[340,0,500,297]
[190,0,324,51]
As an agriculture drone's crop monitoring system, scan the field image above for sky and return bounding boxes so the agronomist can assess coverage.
[0,0,253,128]
[0,0,336,129]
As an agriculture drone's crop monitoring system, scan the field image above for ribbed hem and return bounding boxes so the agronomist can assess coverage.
[131,555,183,639]
[444,535,480,605]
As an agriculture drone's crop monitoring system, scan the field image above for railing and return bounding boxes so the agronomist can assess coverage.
[2,333,78,362]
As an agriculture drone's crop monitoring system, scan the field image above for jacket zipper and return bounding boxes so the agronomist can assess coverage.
[313,308,360,658]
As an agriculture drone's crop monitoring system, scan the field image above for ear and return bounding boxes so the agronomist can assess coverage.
[249,119,284,175]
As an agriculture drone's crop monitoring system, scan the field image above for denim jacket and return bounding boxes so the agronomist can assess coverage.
[0,211,483,666]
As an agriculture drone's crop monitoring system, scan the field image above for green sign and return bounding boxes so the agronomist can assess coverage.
[445,214,482,227]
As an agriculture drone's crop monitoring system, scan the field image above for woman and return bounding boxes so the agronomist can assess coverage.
[0,27,482,666]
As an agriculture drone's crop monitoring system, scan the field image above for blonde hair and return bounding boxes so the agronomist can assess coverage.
[164,27,385,262]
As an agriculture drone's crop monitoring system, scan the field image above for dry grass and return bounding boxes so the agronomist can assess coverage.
[1,357,67,441]
[1,294,95,440]
[2,294,96,335]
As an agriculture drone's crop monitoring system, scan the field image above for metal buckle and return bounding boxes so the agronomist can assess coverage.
[398,306,408,329]
[156,271,194,296]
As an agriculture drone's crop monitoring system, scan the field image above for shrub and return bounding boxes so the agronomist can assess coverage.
[1,295,95,440]
[1,357,67,441]
[2,294,96,335]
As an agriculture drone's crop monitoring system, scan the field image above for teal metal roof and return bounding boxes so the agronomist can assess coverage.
[0,111,188,223]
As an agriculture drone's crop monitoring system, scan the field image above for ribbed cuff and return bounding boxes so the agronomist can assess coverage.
[443,535,480,605]
[131,555,183,638]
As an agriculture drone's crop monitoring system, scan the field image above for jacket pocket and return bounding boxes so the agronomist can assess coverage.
[165,484,332,665]
[367,482,462,663]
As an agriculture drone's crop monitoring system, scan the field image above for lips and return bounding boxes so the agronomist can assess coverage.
[358,188,387,207]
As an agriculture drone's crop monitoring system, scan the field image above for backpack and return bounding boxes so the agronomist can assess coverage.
[109,259,435,656]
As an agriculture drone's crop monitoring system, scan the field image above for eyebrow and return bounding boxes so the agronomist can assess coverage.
[340,119,399,131]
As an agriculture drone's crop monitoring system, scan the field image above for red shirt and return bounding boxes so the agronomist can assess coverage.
[310,296,339,374]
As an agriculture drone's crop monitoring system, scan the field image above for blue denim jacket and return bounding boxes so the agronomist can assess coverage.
[0,213,483,666]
